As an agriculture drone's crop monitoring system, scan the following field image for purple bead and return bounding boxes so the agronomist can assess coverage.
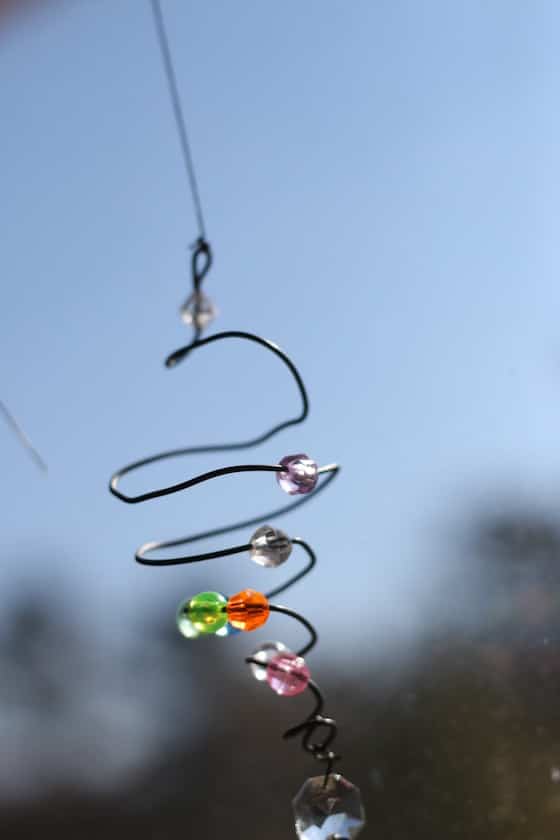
[266,652,311,696]
[277,454,318,495]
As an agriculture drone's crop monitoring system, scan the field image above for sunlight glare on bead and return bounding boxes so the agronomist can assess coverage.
[249,640,290,681]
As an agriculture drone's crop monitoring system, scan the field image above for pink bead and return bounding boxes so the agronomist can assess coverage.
[276,454,318,495]
[266,652,311,696]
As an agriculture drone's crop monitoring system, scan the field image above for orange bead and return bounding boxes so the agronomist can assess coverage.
[227,589,270,632]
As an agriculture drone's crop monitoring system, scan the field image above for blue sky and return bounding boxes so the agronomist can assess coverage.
[2,0,560,664]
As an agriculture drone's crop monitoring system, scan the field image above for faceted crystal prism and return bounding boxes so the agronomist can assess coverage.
[176,612,201,639]
[179,290,217,330]
[250,525,292,567]
[292,774,365,840]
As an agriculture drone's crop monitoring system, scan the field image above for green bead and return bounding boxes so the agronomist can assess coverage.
[178,591,228,636]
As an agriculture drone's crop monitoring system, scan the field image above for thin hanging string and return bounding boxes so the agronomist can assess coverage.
[150,0,207,241]
[0,400,47,473]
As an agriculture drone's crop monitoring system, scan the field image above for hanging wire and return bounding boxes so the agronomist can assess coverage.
[111,0,346,787]
[0,400,47,473]
[150,0,208,240]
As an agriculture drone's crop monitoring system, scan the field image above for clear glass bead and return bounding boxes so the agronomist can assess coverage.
[250,525,292,567]
[249,640,289,681]
[293,774,366,840]
[179,290,217,330]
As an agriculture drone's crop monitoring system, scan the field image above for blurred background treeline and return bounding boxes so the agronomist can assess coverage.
[2,506,560,838]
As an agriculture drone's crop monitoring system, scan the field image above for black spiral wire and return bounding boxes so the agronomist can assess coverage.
[109,240,342,777]
[109,0,345,784]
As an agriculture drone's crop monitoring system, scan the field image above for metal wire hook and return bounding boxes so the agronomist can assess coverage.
[191,237,212,291]
[282,680,340,774]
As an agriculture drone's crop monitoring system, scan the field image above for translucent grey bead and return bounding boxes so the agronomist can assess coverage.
[250,525,292,567]
[179,290,217,330]
[292,774,366,840]
[249,640,289,682]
